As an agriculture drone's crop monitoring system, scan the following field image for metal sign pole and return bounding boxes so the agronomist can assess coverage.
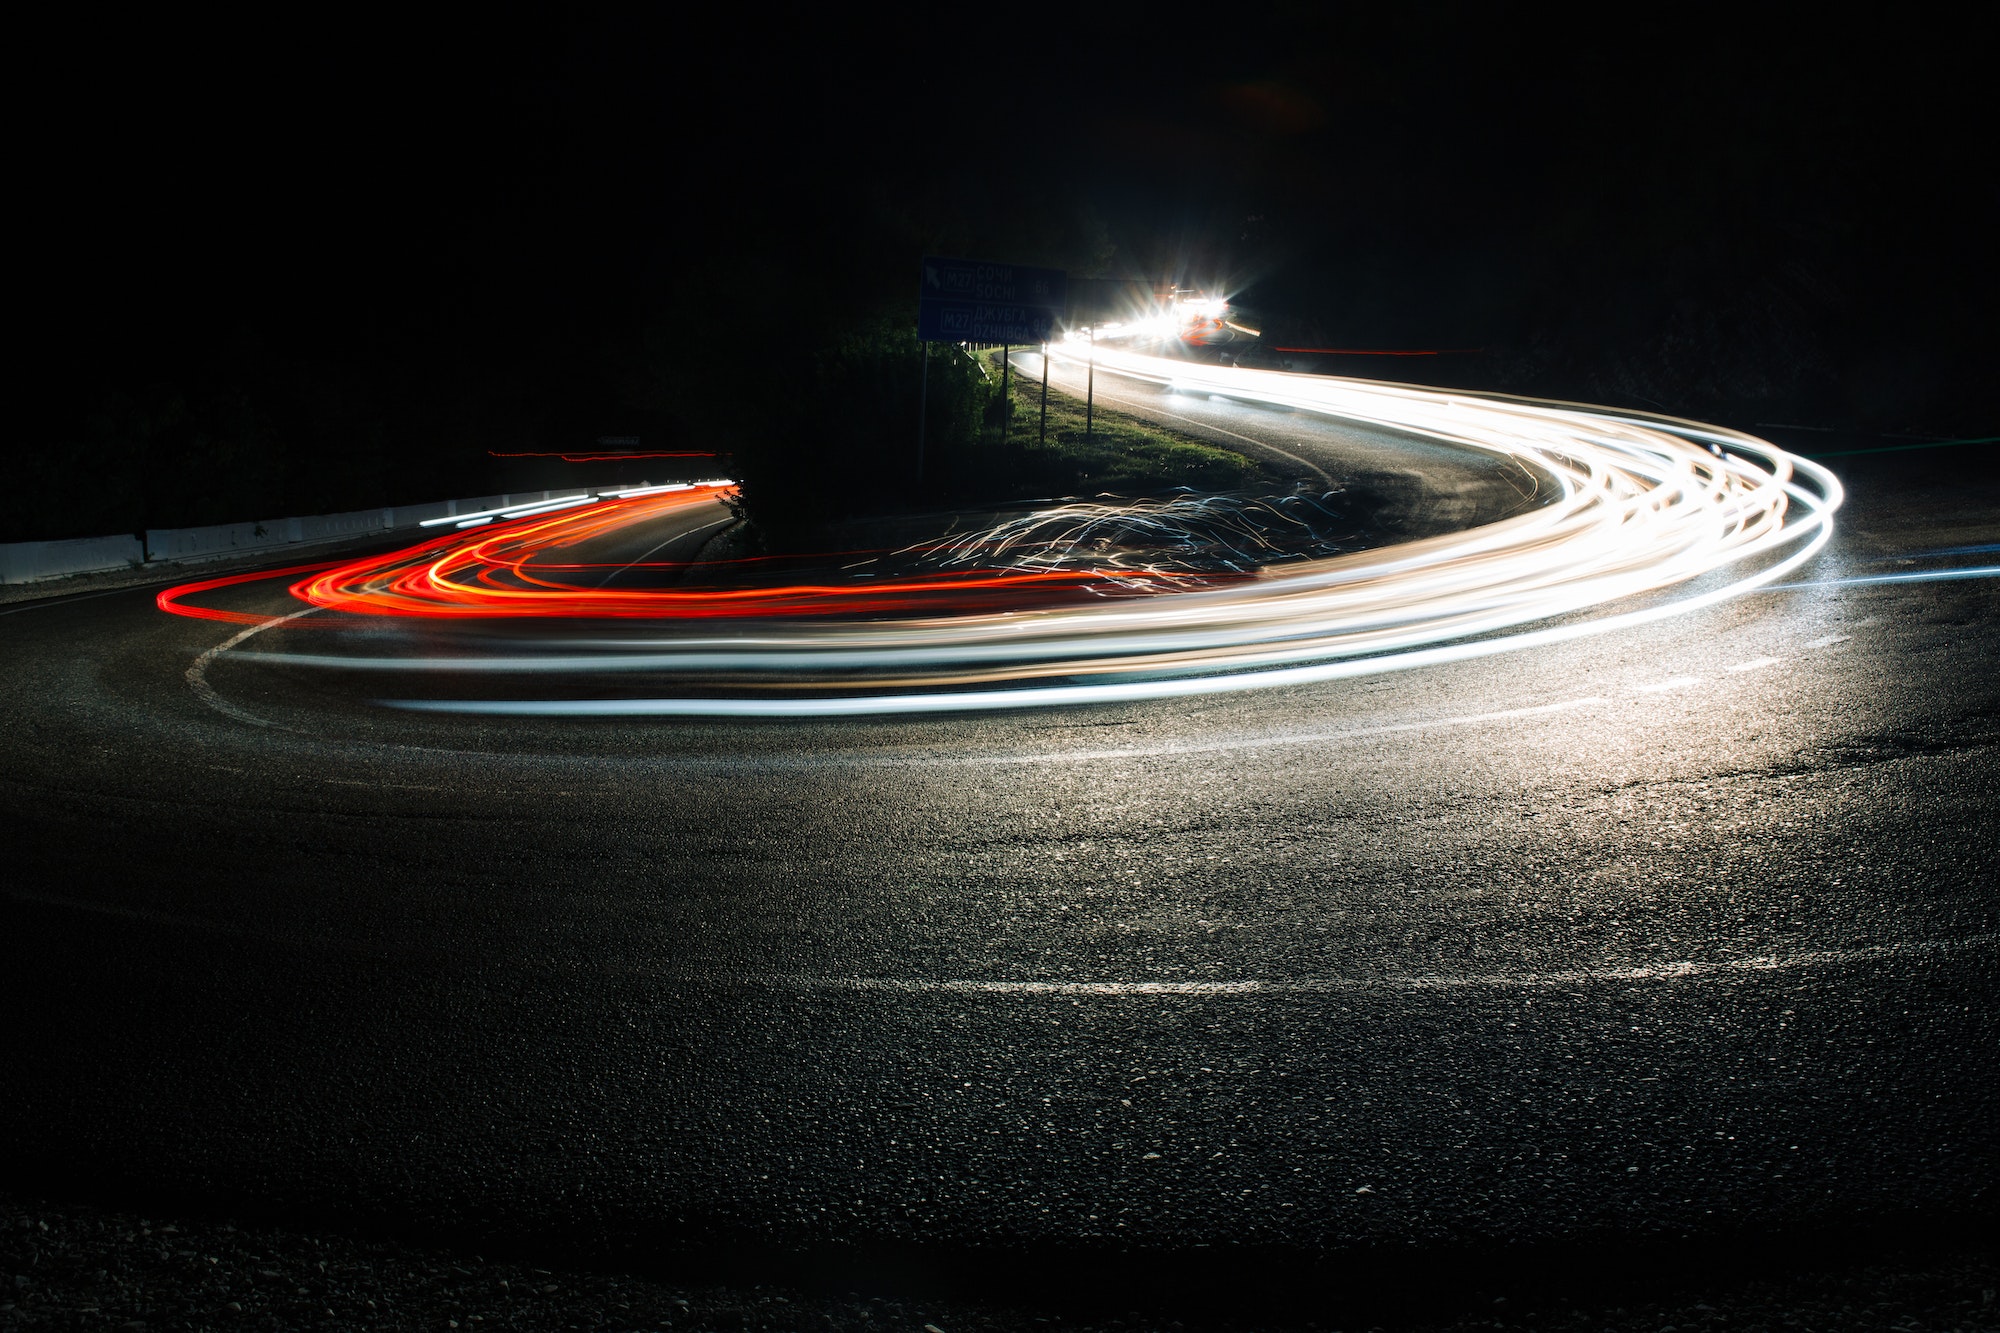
[1086,326,1095,442]
[916,340,929,482]
[917,257,1068,463]
[1038,342,1049,449]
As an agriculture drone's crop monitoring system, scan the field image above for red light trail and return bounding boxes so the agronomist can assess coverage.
[156,353,1843,718]
[158,483,1199,625]
[156,561,346,625]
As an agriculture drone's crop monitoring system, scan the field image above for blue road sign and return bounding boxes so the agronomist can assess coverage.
[919,257,1067,343]
[922,258,1067,308]
[918,301,1059,344]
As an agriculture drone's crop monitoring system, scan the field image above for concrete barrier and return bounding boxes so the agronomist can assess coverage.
[0,488,622,585]
[0,534,146,585]
[145,519,295,564]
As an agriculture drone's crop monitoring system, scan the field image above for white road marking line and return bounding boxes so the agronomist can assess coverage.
[595,512,736,588]
[957,695,1607,765]
[1636,676,1702,693]
[430,694,1608,772]
[1726,656,1781,673]
[186,607,318,727]
[1047,361,1335,488]
[1804,633,1851,648]
[780,934,1998,995]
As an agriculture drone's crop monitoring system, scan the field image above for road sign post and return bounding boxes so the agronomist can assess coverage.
[916,342,929,482]
[1000,346,1010,443]
[1039,343,1049,449]
[1086,326,1095,442]
[918,258,1066,471]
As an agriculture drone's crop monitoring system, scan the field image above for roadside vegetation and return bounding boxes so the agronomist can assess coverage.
[726,326,1268,554]
[961,346,1261,496]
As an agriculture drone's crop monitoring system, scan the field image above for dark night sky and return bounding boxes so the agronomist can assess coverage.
[13,11,1996,536]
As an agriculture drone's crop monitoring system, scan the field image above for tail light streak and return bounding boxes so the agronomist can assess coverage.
[162,355,1846,717]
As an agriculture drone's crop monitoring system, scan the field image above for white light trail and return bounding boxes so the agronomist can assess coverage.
[419,493,598,527]
[601,483,696,498]
[496,494,599,519]
[1762,564,2000,590]
[259,352,1847,716]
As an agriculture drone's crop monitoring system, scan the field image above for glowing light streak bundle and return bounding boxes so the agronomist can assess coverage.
[161,353,1843,716]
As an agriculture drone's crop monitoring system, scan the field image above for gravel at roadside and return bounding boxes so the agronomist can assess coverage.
[3,1194,1996,1333]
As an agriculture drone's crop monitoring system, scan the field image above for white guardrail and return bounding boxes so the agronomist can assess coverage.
[0,489,602,586]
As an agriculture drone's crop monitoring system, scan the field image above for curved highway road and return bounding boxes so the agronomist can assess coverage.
[3,369,1997,1315]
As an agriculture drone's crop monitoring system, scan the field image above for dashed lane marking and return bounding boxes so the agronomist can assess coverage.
[781,934,2000,996]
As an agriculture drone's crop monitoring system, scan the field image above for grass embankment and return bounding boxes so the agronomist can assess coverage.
[721,344,1272,557]
[946,349,1266,498]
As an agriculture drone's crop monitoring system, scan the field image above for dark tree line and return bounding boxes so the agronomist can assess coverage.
[12,12,1994,543]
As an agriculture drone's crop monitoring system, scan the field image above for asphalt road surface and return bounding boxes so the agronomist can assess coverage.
[3,371,1997,1321]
